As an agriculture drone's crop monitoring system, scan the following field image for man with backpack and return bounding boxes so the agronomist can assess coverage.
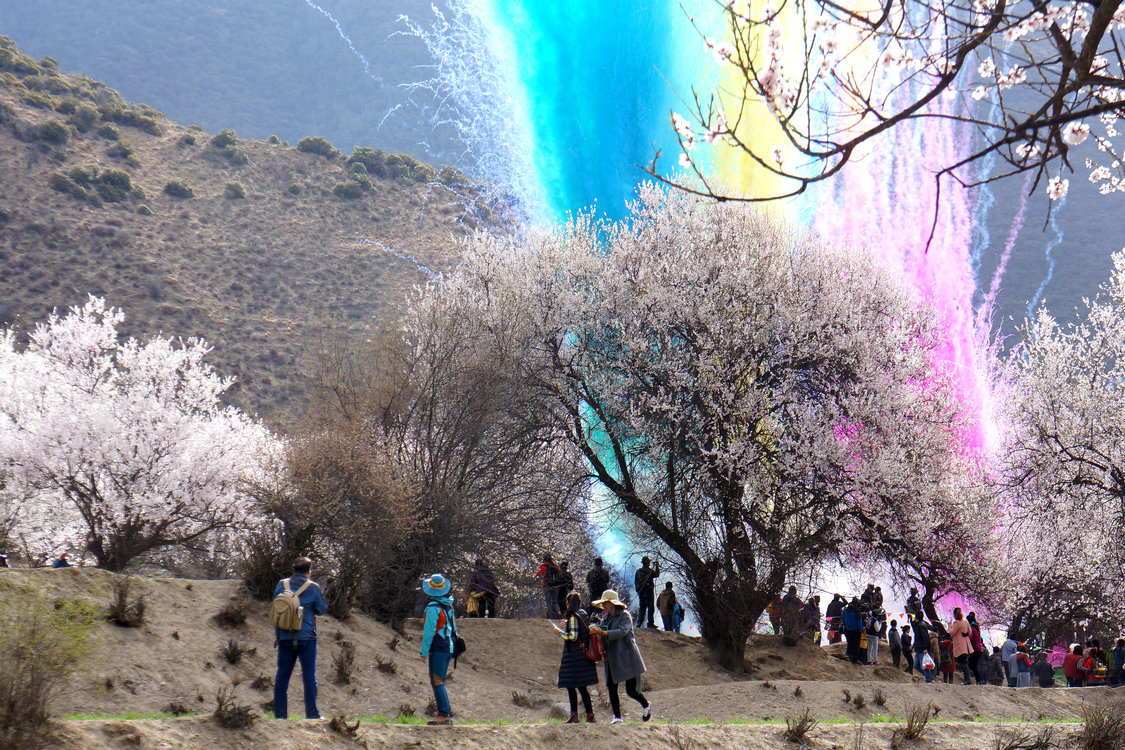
[536,553,562,618]
[586,557,610,605]
[271,557,328,720]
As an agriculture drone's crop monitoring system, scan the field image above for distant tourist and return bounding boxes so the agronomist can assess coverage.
[1063,644,1085,687]
[987,645,1005,685]
[272,557,328,720]
[910,615,930,673]
[556,561,574,616]
[825,593,845,644]
[780,585,803,638]
[949,607,974,686]
[801,596,821,643]
[589,589,652,724]
[467,559,499,618]
[1015,644,1034,688]
[586,557,610,605]
[633,557,660,629]
[1033,651,1056,688]
[657,582,678,632]
[920,646,936,683]
[900,624,914,674]
[865,607,882,666]
[904,587,922,620]
[1001,637,1019,687]
[419,573,459,725]
[1113,639,1125,686]
[0,552,9,568]
[888,620,902,669]
[967,612,986,684]
[843,598,864,664]
[554,592,599,723]
[51,551,71,568]
[536,554,562,618]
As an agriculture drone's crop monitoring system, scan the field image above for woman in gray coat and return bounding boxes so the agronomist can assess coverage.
[590,589,651,724]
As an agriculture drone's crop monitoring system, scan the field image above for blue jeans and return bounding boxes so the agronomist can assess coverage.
[274,639,319,719]
[429,650,452,718]
[924,667,935,683]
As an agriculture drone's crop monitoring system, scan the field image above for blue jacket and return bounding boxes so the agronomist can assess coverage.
[420,595,456,656]
[842,606,863,632]
[273,575,327,642]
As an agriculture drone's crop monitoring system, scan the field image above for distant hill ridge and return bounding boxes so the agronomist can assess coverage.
[0,35,477,423]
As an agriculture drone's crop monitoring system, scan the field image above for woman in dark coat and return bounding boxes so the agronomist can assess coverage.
[589,589,651,724]
[553,592,598,723]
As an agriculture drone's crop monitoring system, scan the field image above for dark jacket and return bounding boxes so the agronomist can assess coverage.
[825,597,844,621]
[468,565,499,595]
[1033,658,1055,687]
[600,607,646,683]
[634,565,657,594]
[273,575,328,642]
[557,613,599,688]
[586,565,610,600]
[842,605,863,632]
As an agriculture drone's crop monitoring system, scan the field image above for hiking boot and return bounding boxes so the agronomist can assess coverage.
[585,712,596,723]
[565,712,579,724]
[427,717,453,726]
[643,703,652,722]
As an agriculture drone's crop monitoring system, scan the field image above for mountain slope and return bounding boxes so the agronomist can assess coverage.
[0,37,476,422]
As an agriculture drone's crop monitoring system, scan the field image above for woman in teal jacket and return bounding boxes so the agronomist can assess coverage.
[419,573,457,725]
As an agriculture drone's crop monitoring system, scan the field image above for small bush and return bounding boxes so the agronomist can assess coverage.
[348,146,386,176]
[48,172,85,199]
[782,708,817,744]
[893,703,932,743]
[212,686,256,729]
[267,134,280,144]
[179,133,196,147]
[35,119,70,144]
[219,639,256,665]
[333,641,356,685]
[1080,702,1125,750]
[851,693,866,710]
[375,655,397,675]
[67,104,99,133]
[92,168,134,203]
[871,688,886,707]
[106,577,146,627]
[328,714,360,738]
[249,674,272,691]
[162,701,191,717]
[297,135,339,159]
[332,181,364,200]
[217,144,248,165]
[286,184,300,195]
[106,140,138,166]
[213,600,248,627]
[210,128,239,149]
[223,182,246,199]
[0,591,96,748]
[511,691,549,709]
[163,180,194,199]
[97,123,120,140]
[994,725,1057,750]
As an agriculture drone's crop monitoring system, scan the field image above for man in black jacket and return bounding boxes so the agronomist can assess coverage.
[586,557,610,603]
[634,556,660,628]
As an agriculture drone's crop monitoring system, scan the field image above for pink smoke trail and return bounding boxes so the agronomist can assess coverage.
[980,173,1033,321]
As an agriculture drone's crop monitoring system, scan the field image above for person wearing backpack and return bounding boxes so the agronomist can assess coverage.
[553,591,599,723]
[586,557,610,606]
[419,573,459,726]
[536,554,562,618]
[271,557,328,720]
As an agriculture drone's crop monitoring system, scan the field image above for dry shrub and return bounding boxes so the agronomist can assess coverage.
[994,724,1058,750]
[893,703,932,743]
[1079,702,1125,750]
[511,691,550,709]
[212,686,256,729]
[106,576,145,627]
[782,708,817,744]
[375,654,397,675]
[161,701,191,717]
[219,639,256,665]
[328,713,360,737]
[852,694,867,710]
[0,591,95,750]
[333,641,356,685]
[872,688,886,707]
[249,674,272,691]
[213,600,249,628]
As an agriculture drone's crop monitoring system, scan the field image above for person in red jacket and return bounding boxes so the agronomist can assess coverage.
[1063,644,1085,687]
[536,554,562,618]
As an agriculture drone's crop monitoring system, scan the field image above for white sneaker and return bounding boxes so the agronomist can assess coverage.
[643,703,652,722]
[611,717,624,724]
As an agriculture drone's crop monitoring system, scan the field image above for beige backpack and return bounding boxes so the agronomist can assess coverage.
[270,578,312,631]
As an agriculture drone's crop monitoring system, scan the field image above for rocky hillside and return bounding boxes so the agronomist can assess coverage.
[0,36,483,423]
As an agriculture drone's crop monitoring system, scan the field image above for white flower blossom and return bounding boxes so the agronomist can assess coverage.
[1047,176,1069,200]
[1063,121,1090,146]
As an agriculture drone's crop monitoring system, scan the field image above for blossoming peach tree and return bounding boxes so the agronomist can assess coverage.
[0,297,278,570]
[408,187,990,668]
[659,0,1125,201]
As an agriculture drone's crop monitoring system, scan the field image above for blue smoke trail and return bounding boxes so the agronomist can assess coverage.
[1027,195,1066,316]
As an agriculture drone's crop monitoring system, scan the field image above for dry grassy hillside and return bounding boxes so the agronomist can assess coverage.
[0,37,483,423]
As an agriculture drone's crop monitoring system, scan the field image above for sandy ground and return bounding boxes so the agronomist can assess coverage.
[6,568,1125,749]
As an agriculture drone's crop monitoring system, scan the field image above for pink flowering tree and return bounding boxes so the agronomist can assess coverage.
[408,187,981,668]
[658,0,1125,201]
[997,252,1125,641]
[0,297,278,571]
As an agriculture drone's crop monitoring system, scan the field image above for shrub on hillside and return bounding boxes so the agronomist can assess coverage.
[217,144,248,165]
[34,119,70,144]
[48,172,87,200]
[224,182,246,199]
[97,123,120,140]
[267,134,281,145]
[65,103,99,133]
[332,181,364,200]
[179,133,197,147]
[0,589,96,749]
[210,128,239,149]
[106,576,146,627]
[297,135,339,159]
[163,179,194,199]
[105,140,138,166]
[348,146,386,177]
